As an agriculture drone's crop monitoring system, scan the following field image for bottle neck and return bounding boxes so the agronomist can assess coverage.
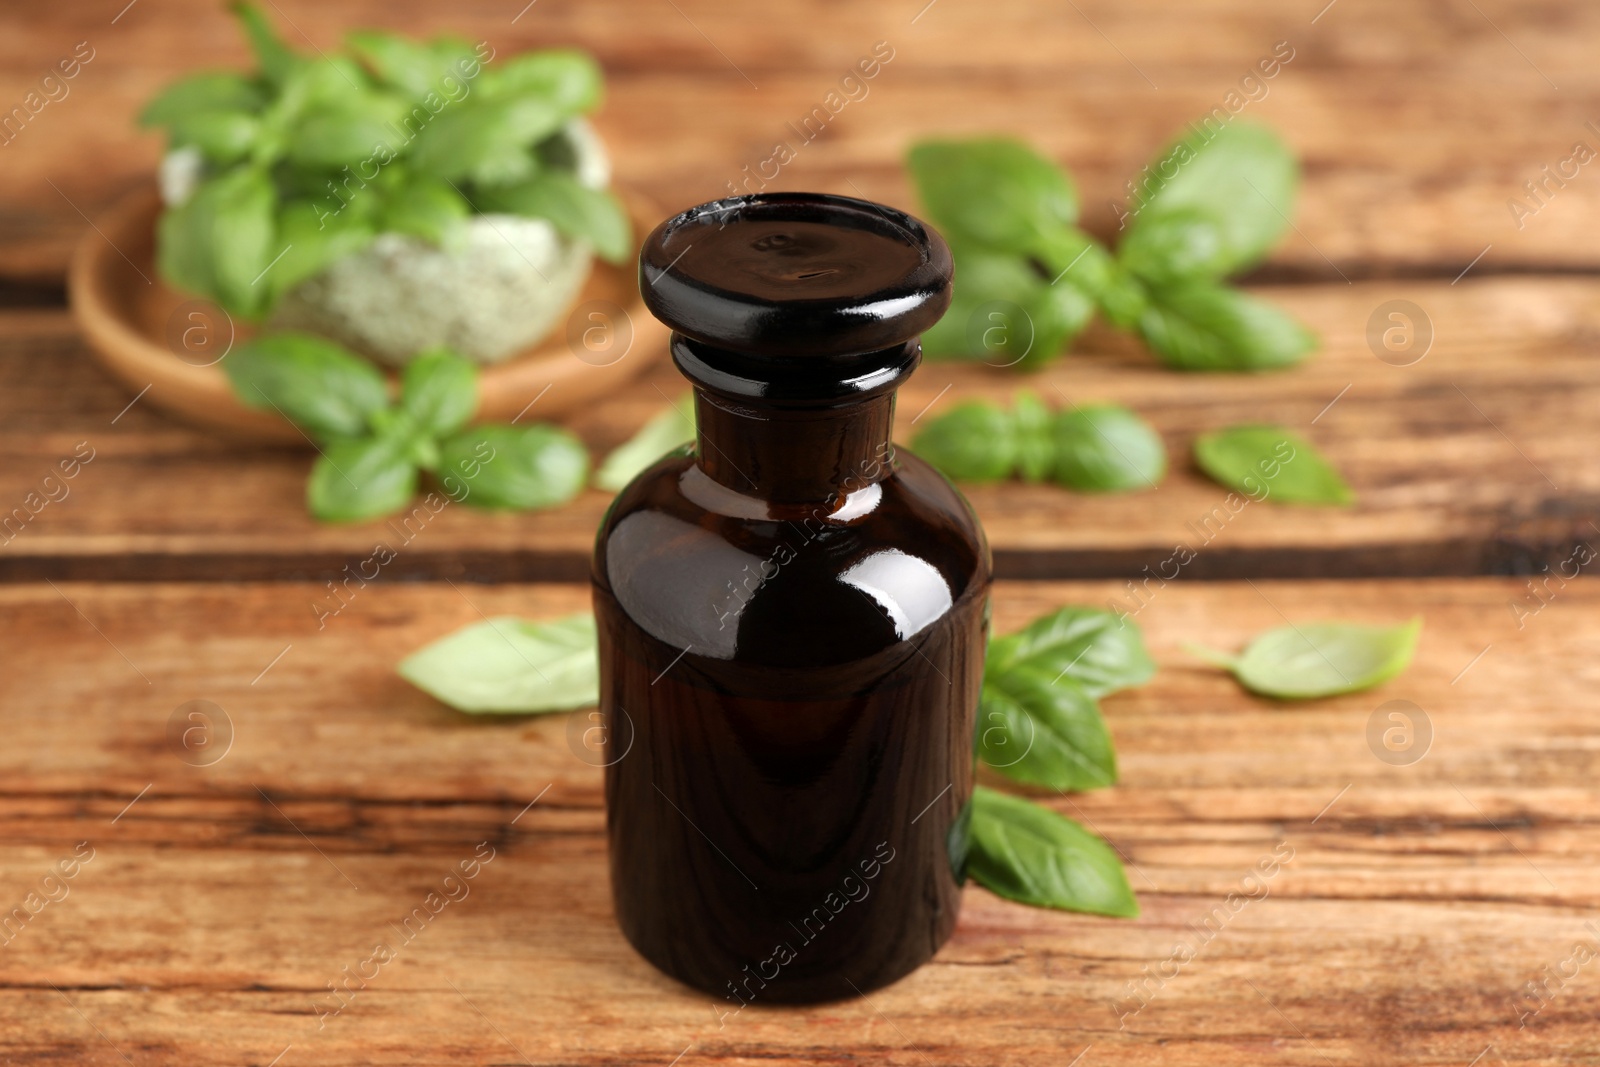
[693,390,897,506]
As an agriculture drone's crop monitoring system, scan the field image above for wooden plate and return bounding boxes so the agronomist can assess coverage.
[69,184,668,445]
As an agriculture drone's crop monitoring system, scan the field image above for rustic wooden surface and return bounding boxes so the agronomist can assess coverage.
[4,0,1599,1063]
[2,578,1597,1065]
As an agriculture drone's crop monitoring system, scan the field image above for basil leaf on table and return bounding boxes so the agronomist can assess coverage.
[223,332,390,440]
[910,400,1017,483]
[1138,281,1316,372]
[306,436,418,523]
[1052,404,1166,492]
[966,786,1139,918]
[1189,617,1421,700]
[595,398,696,492]
[400,348,478,438]
[1015,280,1095,372]
[1012,391,1053,483]
[1121,121,1298,284]
[1118,206,1228,287]
[977,666,1116,791]
[399,613,600,713]
[479,174,631,263]
[139,71,267,127]
[920,248,1046,363]
[986,605,1155,699]
[1194,424,1354,505]
[907,138,1078,253]
[441,425,589,509]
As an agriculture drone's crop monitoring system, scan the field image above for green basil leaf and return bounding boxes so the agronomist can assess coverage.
[480,49,603,114]
[1118,206,1227,287]
[907,138,1077,253]
[223,332,390,440]
[399,613,599,714]
[409,97,566,182]
[440,425,589,510]
[1122,121,1298,281]
[1014,280,1094,372]
[910,400,1016,483]
[167,109,260,164]
[306,435,418,523]
[1193,424,1354,505]
[156,167,277,319]
[1012,391,1052,483]
[1094,261,1151,330]
[209,167,278,318]
[230,1,299,86]
[381,176,470,245]
[155,190,217,299]
[346,29,471,101]
[141,71,267,127]
[399,347,478,437]
[1052,404,1166,492]
[986,605,1155,699]
[966,786,1138,918]
[1033,226,1113,296]
[977,667,1115,791]
[1190,617,1421,700]
[478,174,631,263]
[1033,228,1150,332]
[472,144,543,187]
[595,398,696,492]
[286,99,404,167]
[1138,281,1316,372]
[920,247,1042,362]
[271,55,371,117]
[262,200,376,306]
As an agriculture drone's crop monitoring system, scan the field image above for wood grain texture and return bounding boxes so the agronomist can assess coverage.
[0,0,1597,287]
[1,578,1597,1064]
[5,275,1600,580]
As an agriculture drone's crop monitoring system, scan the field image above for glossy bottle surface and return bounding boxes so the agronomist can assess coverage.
[594,193,990,1004]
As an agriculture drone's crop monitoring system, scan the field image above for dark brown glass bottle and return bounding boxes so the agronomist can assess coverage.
[592,193,990,1005]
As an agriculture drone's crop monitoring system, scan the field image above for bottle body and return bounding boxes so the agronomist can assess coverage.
[593,419,990,1003]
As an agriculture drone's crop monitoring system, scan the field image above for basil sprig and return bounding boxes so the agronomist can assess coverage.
[140,3,627,320]
[224,333,587,522]
[907,124,1316,372]
[912,392,1165,492]
[977,606,1155,791]
[1189,617,1421,700]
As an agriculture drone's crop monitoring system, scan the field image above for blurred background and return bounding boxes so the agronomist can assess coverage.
[3,0,1590,290]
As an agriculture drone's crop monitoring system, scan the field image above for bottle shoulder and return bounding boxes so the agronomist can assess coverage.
[592,450,991,667]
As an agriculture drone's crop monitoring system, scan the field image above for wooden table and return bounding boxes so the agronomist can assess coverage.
[4,1,1599,1064]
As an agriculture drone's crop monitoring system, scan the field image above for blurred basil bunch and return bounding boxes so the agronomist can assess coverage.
[225,333,588,522]
[907,123,1316,372]
[141,3,628,365]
